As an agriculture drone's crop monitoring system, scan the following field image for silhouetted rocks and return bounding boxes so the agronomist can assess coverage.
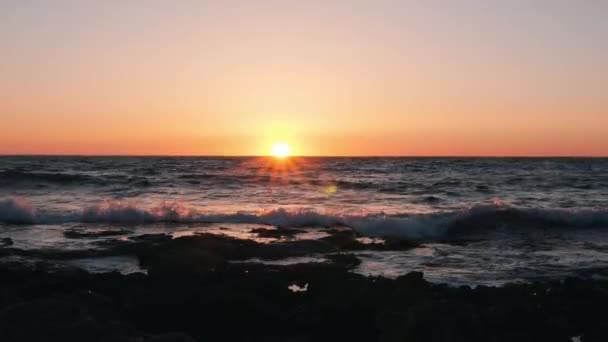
[381,237,420,250]
[1,231,608,341]
[63,228,130,239]
[251,227,306,238]
[320,229,366,250]
[1,262,607,342]
[325,252,362,268]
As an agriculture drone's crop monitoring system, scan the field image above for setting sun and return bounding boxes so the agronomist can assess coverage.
[271,142,290,158]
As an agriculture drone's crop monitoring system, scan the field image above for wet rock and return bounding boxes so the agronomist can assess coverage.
[133,233,337,276]
[320,230,366,250]
[251,227,306,238]
[380,237,419,250]
[64,229,130,239]
[0,247,109,260]
[0,295,138,342]
[0,237,13,247]
[395,271,430,291]
[136,234,238,276]
[2,237,608,342]
[325,253,361,268]
[146,332,198,342]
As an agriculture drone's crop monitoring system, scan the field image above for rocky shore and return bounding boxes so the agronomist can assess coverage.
[1,231,607,341]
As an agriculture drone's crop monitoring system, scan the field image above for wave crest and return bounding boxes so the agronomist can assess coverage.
[0,198,37,224]
[81,201,196,223]
[1,198,607,240]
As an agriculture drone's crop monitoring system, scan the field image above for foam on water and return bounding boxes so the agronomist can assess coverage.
[1,157,608,285]
[2,198,608,241]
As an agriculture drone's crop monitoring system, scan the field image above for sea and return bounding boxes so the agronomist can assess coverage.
[1,156,608,286]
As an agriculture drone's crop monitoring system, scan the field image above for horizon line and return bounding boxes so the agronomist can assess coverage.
[0,154,607,158]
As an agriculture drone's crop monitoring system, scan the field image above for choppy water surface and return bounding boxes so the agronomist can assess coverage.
[1,156,608,285]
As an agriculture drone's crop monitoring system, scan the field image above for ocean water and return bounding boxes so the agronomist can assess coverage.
[1,156,608,285]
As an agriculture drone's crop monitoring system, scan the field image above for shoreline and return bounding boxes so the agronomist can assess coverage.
[1,232,607,341]
[1,260,605,341]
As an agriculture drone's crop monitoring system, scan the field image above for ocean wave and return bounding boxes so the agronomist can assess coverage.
[0,198,37,224]
[1,198,607,240]
[0,169,100,186]
[175,173,380,190]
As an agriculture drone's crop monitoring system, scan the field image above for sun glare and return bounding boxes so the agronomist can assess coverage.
[271,142,290,158]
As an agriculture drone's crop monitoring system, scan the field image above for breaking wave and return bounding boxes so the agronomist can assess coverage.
[1,198,607,240]
[0,198,37,224]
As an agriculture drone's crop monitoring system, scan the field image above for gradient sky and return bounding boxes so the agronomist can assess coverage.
[1,0,607,156]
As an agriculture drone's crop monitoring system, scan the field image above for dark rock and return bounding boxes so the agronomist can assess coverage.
[396,271,430,291]
[381,237,419,250]
[325,253,361,268]
[64,229,131,239]
[251,227,306,238]
[320,230,366,250]
[1,262,608,342]
[146,332,198,342]
[2,234,608,342]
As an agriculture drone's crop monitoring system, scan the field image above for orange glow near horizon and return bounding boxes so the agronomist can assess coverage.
[1,2,607,156]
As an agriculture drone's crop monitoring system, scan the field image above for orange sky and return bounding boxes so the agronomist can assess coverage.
[1,1,607,156]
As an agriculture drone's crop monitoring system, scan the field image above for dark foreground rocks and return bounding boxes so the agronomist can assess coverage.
[1,265,607,342]
[0,233,607,341]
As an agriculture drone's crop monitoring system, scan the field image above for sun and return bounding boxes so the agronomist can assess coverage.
[271,142,290,158]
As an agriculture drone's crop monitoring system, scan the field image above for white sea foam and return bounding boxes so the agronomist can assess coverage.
[288,283,309,293]
[1,198,608,240]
